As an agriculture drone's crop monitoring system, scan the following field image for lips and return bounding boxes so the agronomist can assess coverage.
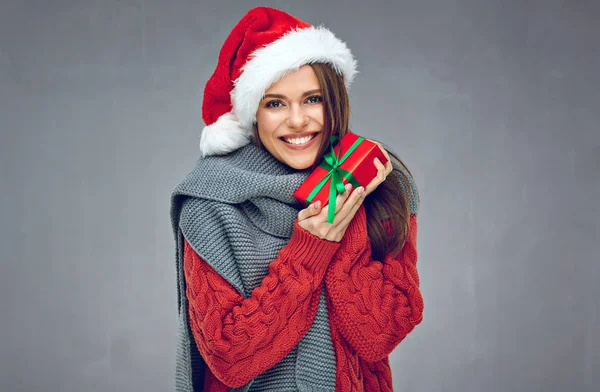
[280,133,317,145]
[279,132,320,150]
[278,131,320,141]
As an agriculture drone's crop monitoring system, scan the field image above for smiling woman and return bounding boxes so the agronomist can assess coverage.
[170,6,422,392]
[255,65,325,170]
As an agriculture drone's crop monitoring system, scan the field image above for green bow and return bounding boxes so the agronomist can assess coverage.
[306,135,364,223]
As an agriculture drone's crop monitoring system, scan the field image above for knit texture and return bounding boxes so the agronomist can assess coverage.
[170,141,338,391]
[182,207,423,391]
[171,138,423,391]
[182,219,341,391]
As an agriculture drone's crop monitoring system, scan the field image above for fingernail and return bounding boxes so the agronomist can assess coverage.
[345,183,352,191]
[357,187,364,195]
[314,201,321,209]
[374,158,380,165]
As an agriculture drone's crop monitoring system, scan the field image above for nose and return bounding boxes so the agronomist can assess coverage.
[286,102,309,130]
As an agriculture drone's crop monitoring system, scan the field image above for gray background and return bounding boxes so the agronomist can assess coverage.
[1,0,598,391]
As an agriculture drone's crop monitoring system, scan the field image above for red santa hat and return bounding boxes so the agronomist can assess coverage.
[199,6,358,157]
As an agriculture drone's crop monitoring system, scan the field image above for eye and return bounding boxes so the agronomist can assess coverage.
[306,95,323,104]
[265,100,284,108]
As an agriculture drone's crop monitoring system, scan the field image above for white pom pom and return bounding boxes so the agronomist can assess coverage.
[199,112,251,157]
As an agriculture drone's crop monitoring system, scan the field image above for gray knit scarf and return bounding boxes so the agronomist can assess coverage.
[170,141,337,391]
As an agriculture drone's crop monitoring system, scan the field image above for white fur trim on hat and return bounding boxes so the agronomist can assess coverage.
[199,112,250,157]
[231,26,357,132]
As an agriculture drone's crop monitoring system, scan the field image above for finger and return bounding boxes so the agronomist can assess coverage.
[363,158,386,196]
[333,183,354,213]
[374,157,388,182]
[335,188,366,231]
[331,186,365,228]
[374,158,386,180]
[319,182,353,221]
[379,158,393,182]
[298,200,322,222]
[373,141,393,175]
[381,150,393,175]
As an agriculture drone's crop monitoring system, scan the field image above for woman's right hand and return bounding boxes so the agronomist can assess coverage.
[297,183,367,242]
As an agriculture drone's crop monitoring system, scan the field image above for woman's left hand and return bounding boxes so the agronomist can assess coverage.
[363,140,393,197]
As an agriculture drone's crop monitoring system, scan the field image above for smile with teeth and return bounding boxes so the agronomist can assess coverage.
[281,133,317,145]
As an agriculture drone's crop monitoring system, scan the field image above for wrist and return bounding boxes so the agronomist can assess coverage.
[282,219,342,269]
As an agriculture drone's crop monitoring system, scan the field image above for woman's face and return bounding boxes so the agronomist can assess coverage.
[255,65,324,170]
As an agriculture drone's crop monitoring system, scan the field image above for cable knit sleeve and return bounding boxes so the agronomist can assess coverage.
[324,204,423,362]
[183,219,341,388]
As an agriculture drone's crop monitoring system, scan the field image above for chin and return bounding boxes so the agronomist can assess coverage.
[281,151,318,170]
[285,159,313,170]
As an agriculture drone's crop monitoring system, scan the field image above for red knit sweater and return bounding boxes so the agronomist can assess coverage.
[183,205,423,391]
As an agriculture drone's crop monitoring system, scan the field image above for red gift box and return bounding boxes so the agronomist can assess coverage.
[293,132,388,219]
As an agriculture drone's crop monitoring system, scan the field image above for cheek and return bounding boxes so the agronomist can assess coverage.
[307,105,324,124]
[256,110,283,133]
[255,117,281,149]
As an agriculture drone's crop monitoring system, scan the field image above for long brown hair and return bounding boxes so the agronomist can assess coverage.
[253,63,416,260]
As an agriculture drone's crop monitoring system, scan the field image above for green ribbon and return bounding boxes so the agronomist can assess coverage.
[306,135,364,224]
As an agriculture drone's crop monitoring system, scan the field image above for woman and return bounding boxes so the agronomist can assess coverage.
[170,6,423,392]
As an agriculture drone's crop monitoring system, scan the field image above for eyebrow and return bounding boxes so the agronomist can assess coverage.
[262,89,321,100]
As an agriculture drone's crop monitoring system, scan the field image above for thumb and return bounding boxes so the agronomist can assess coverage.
[299,201,322,221]
[308,201,322,215]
